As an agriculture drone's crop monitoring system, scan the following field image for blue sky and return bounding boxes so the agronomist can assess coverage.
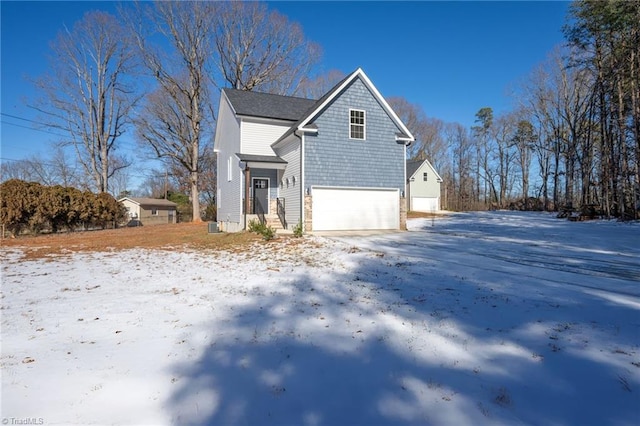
[1,1,570,167]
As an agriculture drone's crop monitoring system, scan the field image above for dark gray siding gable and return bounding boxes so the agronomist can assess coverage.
[304,78,405,190]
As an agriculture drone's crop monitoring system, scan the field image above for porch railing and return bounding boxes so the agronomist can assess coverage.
[277,197,287,229]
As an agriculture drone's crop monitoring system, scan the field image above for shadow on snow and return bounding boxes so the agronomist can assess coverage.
[167,212,640,425]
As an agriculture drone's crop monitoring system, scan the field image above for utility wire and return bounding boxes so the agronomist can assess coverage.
[0,112,42,124]
[1,120,68,137]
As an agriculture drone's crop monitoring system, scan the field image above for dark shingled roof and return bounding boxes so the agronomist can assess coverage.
[223,88,317,121]
[406,160,424,179]
[236,154,287,164]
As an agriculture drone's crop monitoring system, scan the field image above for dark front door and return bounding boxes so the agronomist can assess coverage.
[253,178,269,214]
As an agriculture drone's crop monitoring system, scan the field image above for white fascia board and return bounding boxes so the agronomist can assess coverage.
[118,197,138,205]
[424,158,444,182]
[411,158,443,183]
[357,70,415,142]
[238,115,296,126]
[296,70,362,130]
[297,68,415,143]
[271,130,299,149]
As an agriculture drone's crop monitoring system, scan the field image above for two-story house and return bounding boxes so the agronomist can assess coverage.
[214,68,415,232]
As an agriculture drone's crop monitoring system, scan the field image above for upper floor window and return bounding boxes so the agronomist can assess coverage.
[227,156,233,181]
[423,172,428,181]
[349,109,365,140]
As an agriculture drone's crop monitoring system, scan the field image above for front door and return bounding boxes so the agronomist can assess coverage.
[253,178,269,215]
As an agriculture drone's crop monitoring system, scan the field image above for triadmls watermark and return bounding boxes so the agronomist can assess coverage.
[2,418,44,425]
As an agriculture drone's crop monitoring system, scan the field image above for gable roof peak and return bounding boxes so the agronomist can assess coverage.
[288,67,415,143]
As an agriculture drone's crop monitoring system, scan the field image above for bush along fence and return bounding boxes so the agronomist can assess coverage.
[0,179,127,237]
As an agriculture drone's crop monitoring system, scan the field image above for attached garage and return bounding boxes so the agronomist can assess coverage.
[311,186,399,231]
[411,196,440,212]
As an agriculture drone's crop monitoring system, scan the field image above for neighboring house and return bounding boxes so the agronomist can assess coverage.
[406,158,444,212]
[214,68,415,232]
[118,197,177,226]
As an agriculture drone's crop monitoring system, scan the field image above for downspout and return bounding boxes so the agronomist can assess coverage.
[300,133,305,229]
[243,164,250,230]
[403,143,407,228]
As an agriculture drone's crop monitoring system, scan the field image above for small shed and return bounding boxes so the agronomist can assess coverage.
[118,197,177,226]
[406,159,443,212]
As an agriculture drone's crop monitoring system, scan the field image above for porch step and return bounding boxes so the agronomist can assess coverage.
[246,214,286,230]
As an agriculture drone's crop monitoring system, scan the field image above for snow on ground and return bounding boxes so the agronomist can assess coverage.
[1,211,639,425]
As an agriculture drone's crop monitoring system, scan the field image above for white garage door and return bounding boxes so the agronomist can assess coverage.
[412,197,439,212]
[312,187,399,231]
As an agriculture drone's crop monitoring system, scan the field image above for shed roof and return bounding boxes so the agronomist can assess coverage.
[223,88,317,121]
[119,197,177,208]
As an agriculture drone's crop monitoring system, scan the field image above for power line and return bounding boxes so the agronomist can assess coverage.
[0,112,42,124]
[1,120,68,137]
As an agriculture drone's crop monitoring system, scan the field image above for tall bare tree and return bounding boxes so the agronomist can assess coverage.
[297,69,346,99]
[512,119,537,209]
[387,97,447,169]
[213,1,321,95]
[472,107,494,205]
[127,1,216,221]
[32,11,137,193]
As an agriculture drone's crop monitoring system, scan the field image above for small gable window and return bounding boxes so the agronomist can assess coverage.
[423,172,428,182]
[349,109,365,140]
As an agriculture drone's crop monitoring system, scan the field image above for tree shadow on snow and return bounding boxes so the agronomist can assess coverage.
[167,213,640,425]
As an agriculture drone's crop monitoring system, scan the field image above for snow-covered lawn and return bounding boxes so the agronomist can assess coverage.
[2,211,639,425]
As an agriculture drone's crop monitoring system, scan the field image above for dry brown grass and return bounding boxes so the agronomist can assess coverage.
[407,211,450,219]
[0,223,268,260]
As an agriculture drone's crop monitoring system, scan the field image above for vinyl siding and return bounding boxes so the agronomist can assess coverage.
[274,138,302,228]
[215,94,243,226]
[304,77,405,191]
[241,119,292,156]
[408,162,441,198]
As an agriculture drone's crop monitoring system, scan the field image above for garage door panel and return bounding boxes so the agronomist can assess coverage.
[412,197,438,212]
[312,187,399,231]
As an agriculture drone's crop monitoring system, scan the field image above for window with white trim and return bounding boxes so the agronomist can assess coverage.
[349,109,365,139]
[423,172,428,182]
[227,156,232,181]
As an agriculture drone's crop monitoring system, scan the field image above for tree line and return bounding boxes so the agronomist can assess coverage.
[391,0,639,219]
[0,179,126,237]
[2,1,637,220]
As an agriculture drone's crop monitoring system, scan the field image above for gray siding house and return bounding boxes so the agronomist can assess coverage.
[214,68,415,232]
[406,159,444,212]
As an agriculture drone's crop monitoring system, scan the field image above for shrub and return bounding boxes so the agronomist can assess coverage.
[293,220,303,238]
[248,219,275,241]
[0,179,126,235]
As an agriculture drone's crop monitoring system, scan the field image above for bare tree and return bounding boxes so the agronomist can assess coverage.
[446,122,476,211]
[127,1,216,221]
[0,148,82,188]
[472,107,494,205]
[387,97,447,169]
[492,113,518,208]
[297,69,346,99]
[213,1,321,95]
[31,11,137,193]
[512,119,537,209]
